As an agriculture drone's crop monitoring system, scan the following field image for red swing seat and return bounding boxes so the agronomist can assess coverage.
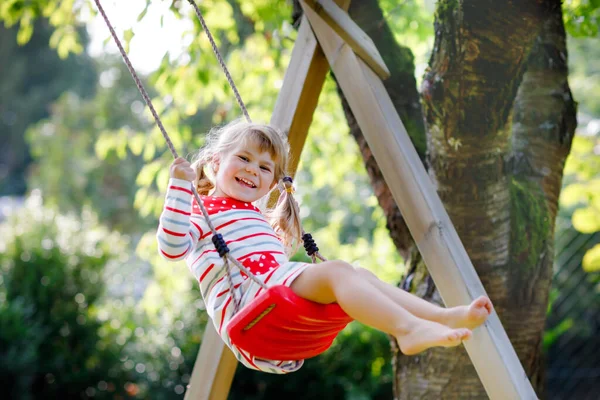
[226,285,353,360]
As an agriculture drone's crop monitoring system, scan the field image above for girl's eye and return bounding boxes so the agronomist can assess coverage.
[260,166,271,172]
[238,155,249,162]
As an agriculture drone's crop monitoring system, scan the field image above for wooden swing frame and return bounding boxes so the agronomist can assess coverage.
[182,0,538,399]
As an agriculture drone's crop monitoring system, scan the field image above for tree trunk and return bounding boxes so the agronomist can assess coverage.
[506,1,577,390]
[394,1,575,398]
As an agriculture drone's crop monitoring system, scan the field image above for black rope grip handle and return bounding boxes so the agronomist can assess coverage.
[212,234,230,257]
[302,233,319,257]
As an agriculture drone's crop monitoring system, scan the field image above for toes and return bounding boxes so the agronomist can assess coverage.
[448,329,471,343]
[473,296,488,306]
[458,328,472,340]
[474,296,493,314]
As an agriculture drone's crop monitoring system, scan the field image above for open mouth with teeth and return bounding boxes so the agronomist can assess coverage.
[236,177,257,188]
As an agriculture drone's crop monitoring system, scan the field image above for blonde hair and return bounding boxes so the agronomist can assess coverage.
[191,119,302,251]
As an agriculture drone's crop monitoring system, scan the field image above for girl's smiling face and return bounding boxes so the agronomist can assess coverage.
[211,140,277,203]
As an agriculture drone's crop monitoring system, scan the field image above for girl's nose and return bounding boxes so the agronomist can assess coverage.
[245,164,257,175]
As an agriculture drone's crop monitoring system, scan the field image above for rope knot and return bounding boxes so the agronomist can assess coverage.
[302,233,319,256]
[212,234,230,257]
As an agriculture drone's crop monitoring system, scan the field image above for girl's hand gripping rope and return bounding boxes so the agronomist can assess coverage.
[170,157,196,181]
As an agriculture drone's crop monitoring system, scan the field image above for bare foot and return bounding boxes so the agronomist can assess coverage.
[397,319,472,355]
[443,296,493,330]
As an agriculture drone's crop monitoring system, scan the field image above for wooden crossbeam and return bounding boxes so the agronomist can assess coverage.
[302,0,390,79]
[300,3,538,400]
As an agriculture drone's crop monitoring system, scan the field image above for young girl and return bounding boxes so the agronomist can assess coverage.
[157,120,493,374]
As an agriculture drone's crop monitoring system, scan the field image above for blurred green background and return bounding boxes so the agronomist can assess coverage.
[0,0,598,399]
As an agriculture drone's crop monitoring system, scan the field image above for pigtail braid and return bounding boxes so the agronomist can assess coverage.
[191,157,214,196]
[267,178,303,255]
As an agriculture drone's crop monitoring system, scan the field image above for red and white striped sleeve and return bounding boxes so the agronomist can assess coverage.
[157,178,203,261]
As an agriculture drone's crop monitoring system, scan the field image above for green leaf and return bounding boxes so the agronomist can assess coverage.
[95,134,114,159]
[137,5,149,22]
[156,168,170,190]
[16,21,33,45]
[129,134,146,156]
[543,318,574,349]
[123,28,134,53]
[143,141,156,161]
[136,161,161,186]
[582,244,600,272]
[560,183,587,207]
[133,187,149,210]
[572,207,600,233]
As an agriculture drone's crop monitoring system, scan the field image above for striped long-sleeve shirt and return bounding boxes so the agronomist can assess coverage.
[157,178,309,373]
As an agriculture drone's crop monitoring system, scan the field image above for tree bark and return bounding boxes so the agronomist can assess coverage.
[507,1,577,389]
[394,1,575,398]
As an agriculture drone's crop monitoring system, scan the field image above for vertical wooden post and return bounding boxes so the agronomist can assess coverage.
[184,324,237,400]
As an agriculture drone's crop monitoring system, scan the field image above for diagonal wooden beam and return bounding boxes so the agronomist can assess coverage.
[300,2,538,399]
[302,0,390,79]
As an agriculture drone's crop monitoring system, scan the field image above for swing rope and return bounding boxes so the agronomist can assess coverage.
[92,0,258,312]
[186,0,251,123]
[92,0,325,313]
[186,0,326,264]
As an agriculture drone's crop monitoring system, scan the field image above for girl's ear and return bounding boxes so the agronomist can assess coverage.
[211,155,220,173]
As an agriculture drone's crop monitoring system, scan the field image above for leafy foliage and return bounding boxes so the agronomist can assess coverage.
[0,194,134,399]
[24,57,168,233]
[567,36,600,116]
[379,0,434,81]
[0,0,86,57]
[560,135,600,272]
[0,19,96,196]
[563,0,600,37]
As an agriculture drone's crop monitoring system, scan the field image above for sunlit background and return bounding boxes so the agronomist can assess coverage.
[0,0,598,399]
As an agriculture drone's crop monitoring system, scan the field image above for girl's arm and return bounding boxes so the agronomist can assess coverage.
[157,178,203,261]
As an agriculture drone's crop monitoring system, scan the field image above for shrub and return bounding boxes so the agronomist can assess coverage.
[0,194,135,399]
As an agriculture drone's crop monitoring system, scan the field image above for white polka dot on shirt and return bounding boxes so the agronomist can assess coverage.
[222,200,226,204]
[259,263,263,267]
